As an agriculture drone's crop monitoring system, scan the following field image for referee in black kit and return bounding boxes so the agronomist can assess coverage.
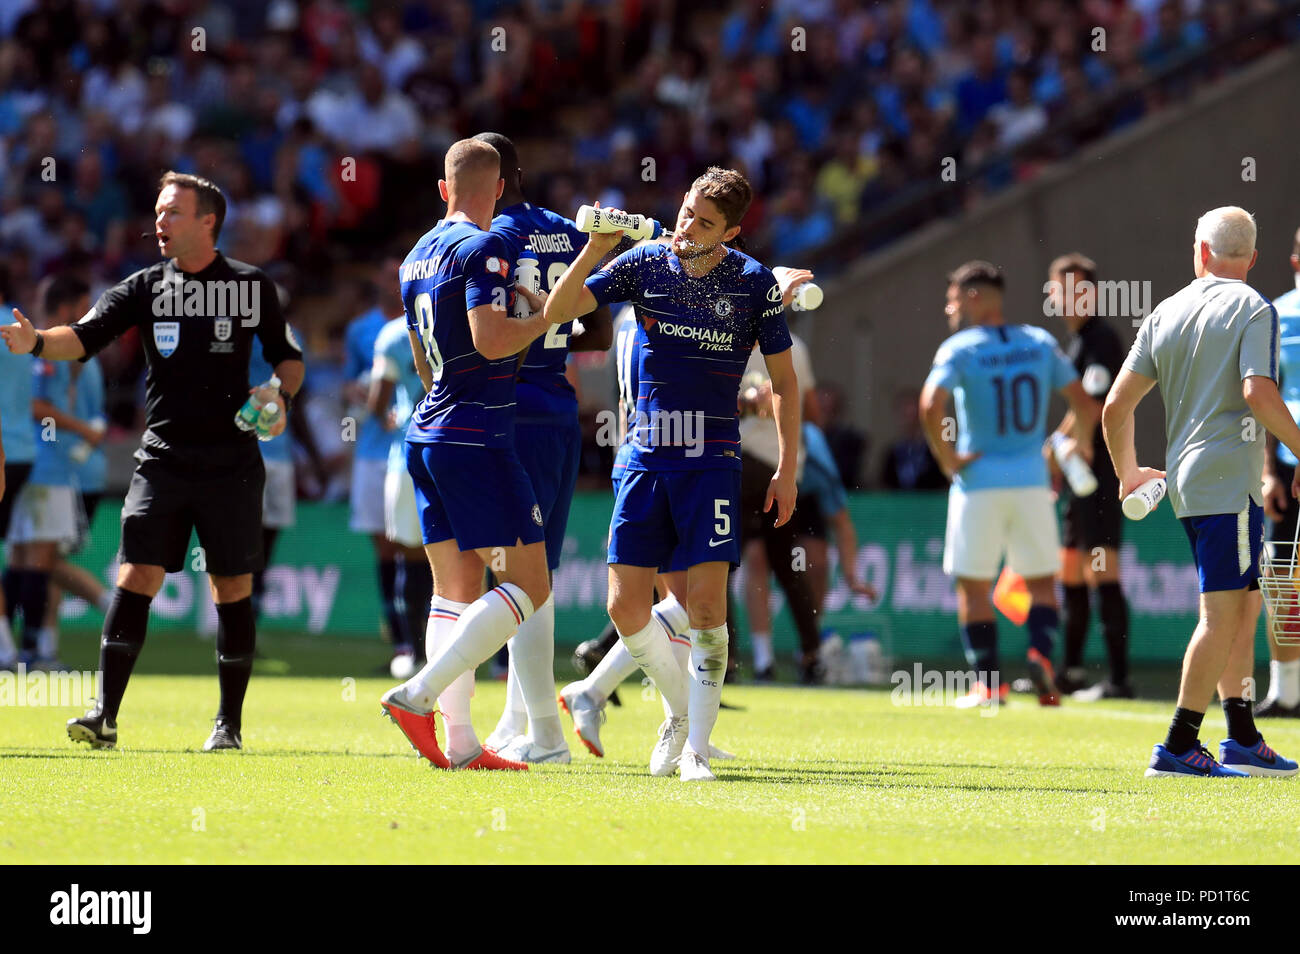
[1045,253,1133,699]
[1,172,304,751]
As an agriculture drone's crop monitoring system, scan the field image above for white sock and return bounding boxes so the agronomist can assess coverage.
[618,616,688,717]
[509,595,563,748]
[664,630,692,720]
[752,630,773,672]
[652,591,690,642]
[489,645,529,739]
[1271,658,1300,707]
[0,617,15,663]
[422,596,480,760]
[688,625,728,754]
[35,626,56,658]
[405,582,534,709]
[584,638,641,703]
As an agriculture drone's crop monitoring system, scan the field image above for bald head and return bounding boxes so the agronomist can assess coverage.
[444,138,502,197]
[1195,206,1256,260]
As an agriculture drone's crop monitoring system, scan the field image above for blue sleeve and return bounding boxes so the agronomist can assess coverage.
[462,234,511,311]
[585,247,641,308]
[33,360,55,401]
[925,342,961,392]
[754,270,792,356]
[1048,341,1077,390]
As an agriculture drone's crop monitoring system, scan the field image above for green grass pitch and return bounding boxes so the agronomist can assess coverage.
[3,633,1300,864]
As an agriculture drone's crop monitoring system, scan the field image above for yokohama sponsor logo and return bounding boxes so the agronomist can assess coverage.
[655,321,733,346]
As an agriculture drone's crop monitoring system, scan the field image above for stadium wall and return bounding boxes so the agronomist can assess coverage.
[61,493,1229,665]
[808,47,1300,475]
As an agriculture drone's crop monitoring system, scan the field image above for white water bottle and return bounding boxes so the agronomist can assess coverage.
[791,282,824,312]
[236,374,281,432]
[574,205,662,241]
[70,416,107,465]
[514,256,541,318]
[1122,477,1166,520]
[1050,433,1097,497]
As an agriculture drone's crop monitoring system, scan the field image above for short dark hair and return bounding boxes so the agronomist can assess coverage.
[1048,252,1097,283]
[43,273,90,315]
[948,260,1004,292]
[473,131,520,188]
[690,166,753,229]
[158,171,227,243]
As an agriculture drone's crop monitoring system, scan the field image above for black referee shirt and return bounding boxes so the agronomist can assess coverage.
[72,252,303,464]
[1067,316,1124,463]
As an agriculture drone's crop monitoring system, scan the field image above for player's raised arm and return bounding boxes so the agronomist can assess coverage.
[544,227,624,326]
[763,346,801,527]
[2,307,86,360]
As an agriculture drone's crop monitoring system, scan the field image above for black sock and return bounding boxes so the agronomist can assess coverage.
[402,557,432,656]
[1097,582,1130,684]
[19,569,51,652]
[215,597,256,733]
[2,568,19,624]
[251,528,279,621]
[1062,584,1089,671]
[378,558,405,646]
[960,620,999,683]
[1222,697,1259,747]
[98,588,152,723]
[1164,706,1204,756]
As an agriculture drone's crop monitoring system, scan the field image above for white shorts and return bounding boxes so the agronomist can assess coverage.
[6,483,80,547]
[943,485,1060,579]
[349,457,388,533]
[385,464,422,549]
[262,459,297,529]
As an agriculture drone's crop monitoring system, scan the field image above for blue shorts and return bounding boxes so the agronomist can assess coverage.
[608,467,742,569]
[406,440,545,551]
[516,417,581,570]
[1180,499,1265,593]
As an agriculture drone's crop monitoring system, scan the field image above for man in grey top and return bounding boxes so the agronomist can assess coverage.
[1105,206,1300,777]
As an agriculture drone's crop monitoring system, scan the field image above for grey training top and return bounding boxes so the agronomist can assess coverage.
[1125,275,1278,518]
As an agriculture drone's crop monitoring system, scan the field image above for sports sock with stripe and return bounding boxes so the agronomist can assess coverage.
[404,583,534,710]
[687,624,729,755]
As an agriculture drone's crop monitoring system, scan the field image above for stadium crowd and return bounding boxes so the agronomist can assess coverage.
[0,0,1291,493]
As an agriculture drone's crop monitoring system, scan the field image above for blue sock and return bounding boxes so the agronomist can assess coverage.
[1027,605,1059,658]
[960,621,999,680]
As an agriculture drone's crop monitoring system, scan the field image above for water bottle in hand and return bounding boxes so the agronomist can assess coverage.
[1049,433,1098,497]
[255,402,281,442]
[236,374,281,432]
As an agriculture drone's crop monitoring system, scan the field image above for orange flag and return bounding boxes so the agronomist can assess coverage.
[993,565,1031,626]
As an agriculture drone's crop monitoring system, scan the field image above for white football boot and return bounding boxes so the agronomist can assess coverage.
[559,682,607,757]
[650,714,689,777]
[679,743,716,782]
[497,736,572,764]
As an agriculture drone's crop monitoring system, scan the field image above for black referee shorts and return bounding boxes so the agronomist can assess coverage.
[120,447,265,576]
[1062,469,1123,552]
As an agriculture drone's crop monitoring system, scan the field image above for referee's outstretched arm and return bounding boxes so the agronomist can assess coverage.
[2,307,84,359]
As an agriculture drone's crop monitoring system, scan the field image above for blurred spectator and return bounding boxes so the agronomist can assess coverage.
[817,383,869,491]
[880,387,947,490]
